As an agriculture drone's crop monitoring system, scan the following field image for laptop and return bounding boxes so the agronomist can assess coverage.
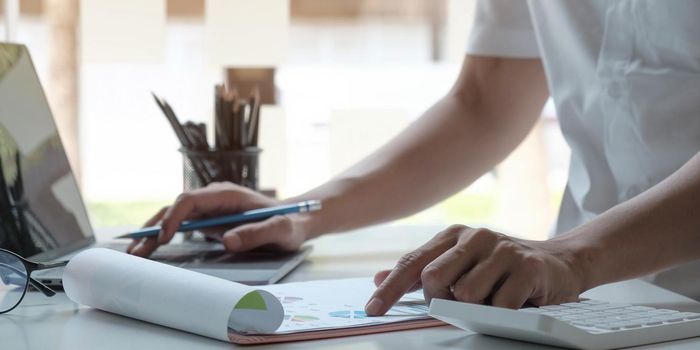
[0,43,310,286]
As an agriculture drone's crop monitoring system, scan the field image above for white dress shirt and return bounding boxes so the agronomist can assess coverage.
[467,0,700,300]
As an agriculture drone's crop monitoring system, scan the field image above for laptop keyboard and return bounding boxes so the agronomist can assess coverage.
[99,241,225,262]
[98,241,299,266]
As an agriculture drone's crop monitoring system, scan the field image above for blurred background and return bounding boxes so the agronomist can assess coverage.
[0,0,569,240]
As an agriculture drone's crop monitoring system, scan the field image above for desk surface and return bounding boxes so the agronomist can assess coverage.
[3,224,700,350]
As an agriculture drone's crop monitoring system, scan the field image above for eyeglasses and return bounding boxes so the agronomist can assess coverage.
[0,248,68,314]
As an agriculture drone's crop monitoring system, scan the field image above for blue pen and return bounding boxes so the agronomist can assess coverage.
[116,200,322,239]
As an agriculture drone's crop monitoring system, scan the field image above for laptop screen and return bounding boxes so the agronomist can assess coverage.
[0,44,94,259]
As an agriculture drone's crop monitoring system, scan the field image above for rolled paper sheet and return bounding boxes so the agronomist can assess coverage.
[63,248,283,341]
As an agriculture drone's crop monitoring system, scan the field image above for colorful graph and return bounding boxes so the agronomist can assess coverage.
[328,310,367,319]
[291,315,319,322]
[280,296,304,304]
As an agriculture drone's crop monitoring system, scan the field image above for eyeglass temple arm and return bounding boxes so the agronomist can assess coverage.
[36,260,69,270]
[28,260,69,297]
[27,277,56,297]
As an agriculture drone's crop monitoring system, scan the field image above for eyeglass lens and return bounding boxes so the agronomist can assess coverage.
[0,251,29,313]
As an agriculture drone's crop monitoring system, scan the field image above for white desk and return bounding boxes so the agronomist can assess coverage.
[3,224,700,350]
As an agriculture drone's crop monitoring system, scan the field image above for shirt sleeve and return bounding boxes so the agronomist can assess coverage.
[466,0,540,58]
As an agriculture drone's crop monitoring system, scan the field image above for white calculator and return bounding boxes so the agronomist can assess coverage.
[429,298,700,350]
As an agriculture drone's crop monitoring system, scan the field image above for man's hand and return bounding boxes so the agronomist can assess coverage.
[365,225,586,315]
[128,182,310,257]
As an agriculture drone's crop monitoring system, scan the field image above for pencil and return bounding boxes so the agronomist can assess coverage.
[183,121,208,150]
[214,85,222,148]
[237,97,247,149]
[152,92,212,184]
[230,92,241,150]
[116,200,322,239]
[247,87,261,147]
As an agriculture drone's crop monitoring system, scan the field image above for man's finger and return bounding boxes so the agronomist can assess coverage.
[491,273,533,309]
[144,206,169,227]
[451,257,510,304]
[374,270,392,286]
[157,189,243,244]
[159,185,263,243]
[419,228,503,302]
[420,244,479,302]
[127,206,169,255]
[364,226,461,316]
[126,238,143,254]
[222,215,292,252]
[129,236,159,257]
[157,194,198,244]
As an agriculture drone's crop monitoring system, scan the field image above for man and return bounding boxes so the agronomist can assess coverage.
[130,1,700,316]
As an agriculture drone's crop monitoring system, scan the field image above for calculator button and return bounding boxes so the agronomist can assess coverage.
[653,315,684,323]
[541,305,568,311]
[561,302,587,308]
[565,308,591,314]
[520,308,544,313]
[583,304,628,311]
[650,309,677,314]
[543,311,569,317]
[621,322,642,328]
[596,324,621,330]
[604,309,629,314]
[678,312,700,320]
[625,306,655,312]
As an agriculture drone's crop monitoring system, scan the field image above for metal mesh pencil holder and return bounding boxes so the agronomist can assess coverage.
[181,148,262,192]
